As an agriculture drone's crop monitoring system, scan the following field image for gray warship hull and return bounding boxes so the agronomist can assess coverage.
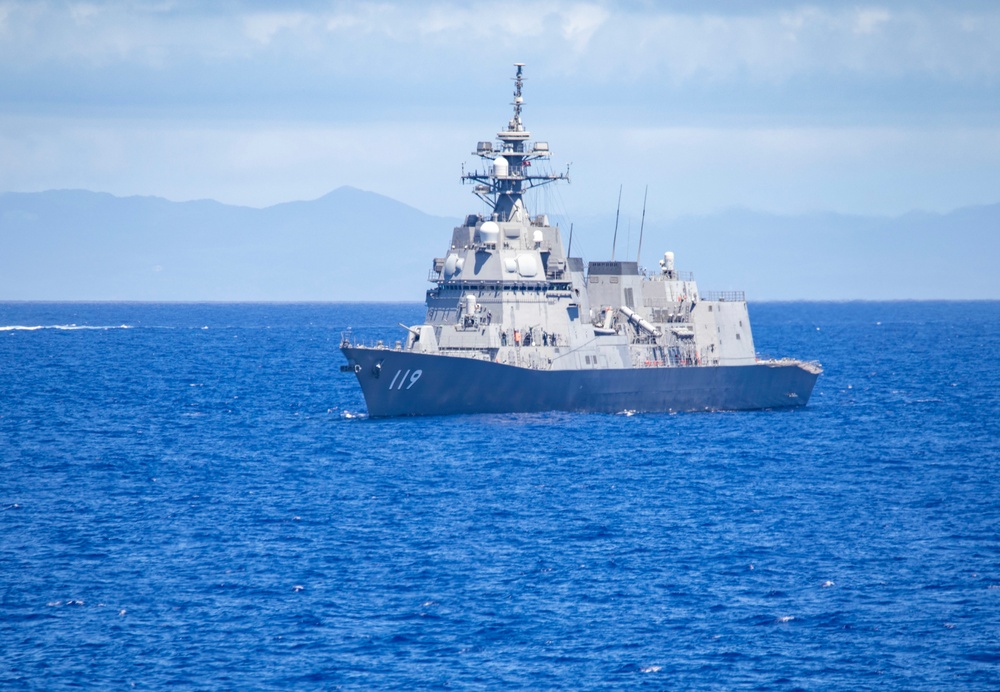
[342,346,819,418]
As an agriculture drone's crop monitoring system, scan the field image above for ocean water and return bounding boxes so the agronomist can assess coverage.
[2,301,999,690]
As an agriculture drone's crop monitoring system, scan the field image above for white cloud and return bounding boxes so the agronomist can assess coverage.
[4,114,999,218]
[0,115,478,212]
[570,4,1000,84]
[591,124,1000,215]
[1,2,998,217]
[853,7,891,35]
[69,2,101,23]
[2,2,999,82]
[243,11,312,46]
[560,3,609,51]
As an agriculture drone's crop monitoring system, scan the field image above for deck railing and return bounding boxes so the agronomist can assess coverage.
[702,290,746,302]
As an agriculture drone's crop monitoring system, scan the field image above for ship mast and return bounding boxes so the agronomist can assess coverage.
[462,63,569,222]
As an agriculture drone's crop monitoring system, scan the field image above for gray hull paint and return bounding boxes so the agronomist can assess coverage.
[342,347,819,418]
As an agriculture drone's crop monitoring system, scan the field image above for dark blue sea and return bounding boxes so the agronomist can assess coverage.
[2,301,999,690]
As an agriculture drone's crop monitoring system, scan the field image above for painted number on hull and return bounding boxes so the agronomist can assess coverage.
[388,369,423,390]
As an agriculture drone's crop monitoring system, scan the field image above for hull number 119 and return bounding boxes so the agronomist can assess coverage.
[388,369,423,390]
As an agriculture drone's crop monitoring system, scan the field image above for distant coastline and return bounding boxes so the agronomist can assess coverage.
[2,189,998,302]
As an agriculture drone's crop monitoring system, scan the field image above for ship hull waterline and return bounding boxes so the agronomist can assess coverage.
[341,347,819,418]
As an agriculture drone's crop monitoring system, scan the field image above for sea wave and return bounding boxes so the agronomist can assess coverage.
[0,324,131,331]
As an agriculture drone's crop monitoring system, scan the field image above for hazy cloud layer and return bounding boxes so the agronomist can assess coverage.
[5,2,999,84]
[1,1,998,215]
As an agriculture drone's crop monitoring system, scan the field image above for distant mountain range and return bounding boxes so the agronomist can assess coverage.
[2,187,998,300]
[638,203,1000,301]
[0,187,452,301]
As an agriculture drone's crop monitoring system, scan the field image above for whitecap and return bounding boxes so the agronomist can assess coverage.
[0,324,131,331]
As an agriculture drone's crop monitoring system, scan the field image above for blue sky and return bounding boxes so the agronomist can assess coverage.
[2,1,999,219]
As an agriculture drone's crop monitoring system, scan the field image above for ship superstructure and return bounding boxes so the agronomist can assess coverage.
[340,65,820,417]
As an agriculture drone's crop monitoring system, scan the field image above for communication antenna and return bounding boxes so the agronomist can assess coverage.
[636,185,648,264]
[611,185,622,261]
[512,62,525,127]
[567,222,575,257]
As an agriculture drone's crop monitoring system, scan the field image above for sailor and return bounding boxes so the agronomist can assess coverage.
[487,311,492,325]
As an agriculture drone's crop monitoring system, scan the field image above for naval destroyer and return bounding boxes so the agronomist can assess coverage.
[340,64,821,417]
